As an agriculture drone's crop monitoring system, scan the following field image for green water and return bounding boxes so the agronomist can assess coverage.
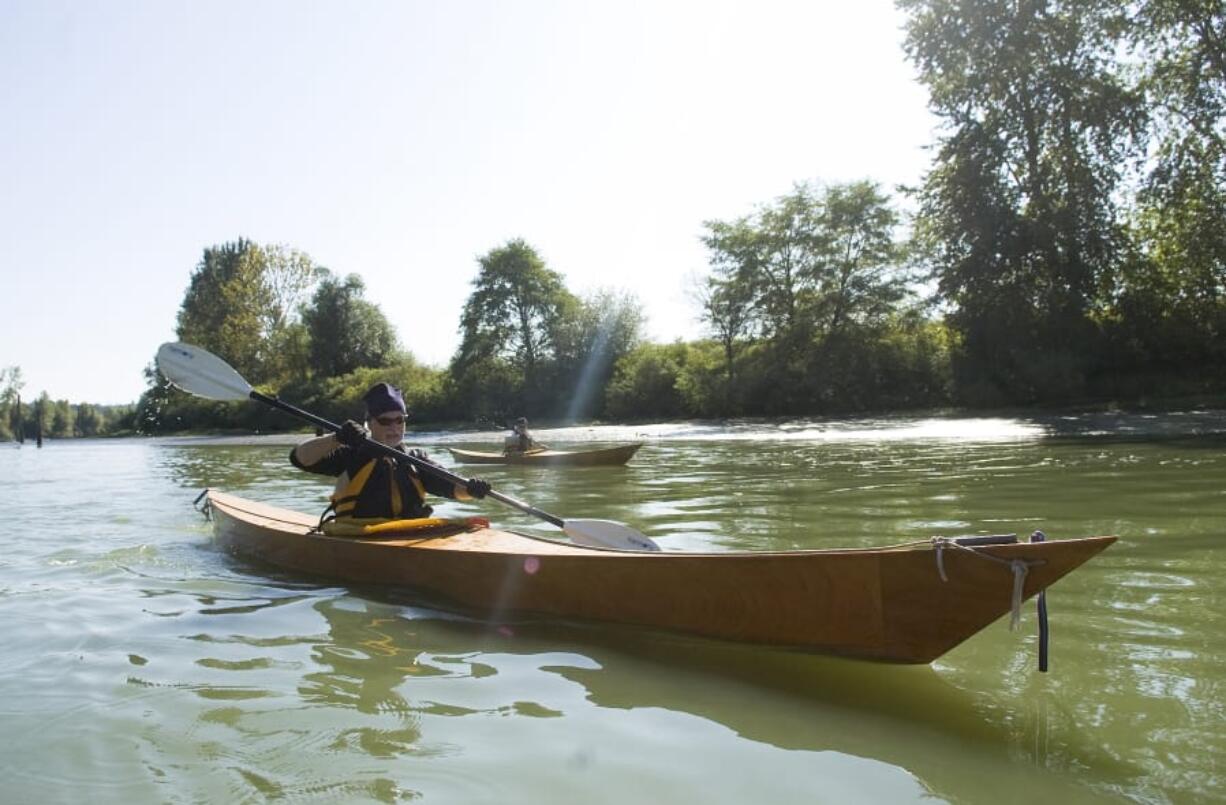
[1,413,1222,803]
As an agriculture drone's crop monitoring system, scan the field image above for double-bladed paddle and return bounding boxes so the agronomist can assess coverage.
[155,342,661,551]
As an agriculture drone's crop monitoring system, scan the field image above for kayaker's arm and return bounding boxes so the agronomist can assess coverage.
[292,420,369,471]
[290,433,343,470]
[411,454,490,502]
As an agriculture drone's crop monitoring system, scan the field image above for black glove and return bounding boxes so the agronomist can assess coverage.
[337,419,369,447]
[466,478,491,499]
[405,447,438,466]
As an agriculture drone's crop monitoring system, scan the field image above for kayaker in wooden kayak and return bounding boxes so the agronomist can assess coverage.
[290,381,491,521]
[504,417,546,455]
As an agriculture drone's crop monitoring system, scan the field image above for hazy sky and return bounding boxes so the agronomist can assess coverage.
[0,0,937,405]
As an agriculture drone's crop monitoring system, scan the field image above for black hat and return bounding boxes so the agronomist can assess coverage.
[363,383,406,417]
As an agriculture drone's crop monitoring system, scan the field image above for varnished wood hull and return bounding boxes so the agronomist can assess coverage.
[205,490,1115,663]
[447,443,643,466]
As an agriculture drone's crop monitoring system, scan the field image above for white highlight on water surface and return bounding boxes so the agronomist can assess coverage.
[155,408,1226,448]
[428,417,1048,445]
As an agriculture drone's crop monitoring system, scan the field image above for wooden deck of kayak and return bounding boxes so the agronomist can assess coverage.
[204,490,1115,664]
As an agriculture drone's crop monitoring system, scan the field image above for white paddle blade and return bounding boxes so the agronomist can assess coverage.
[563,519,662,552]
[156,342,253,401]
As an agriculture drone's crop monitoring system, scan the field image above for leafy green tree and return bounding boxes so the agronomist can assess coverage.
[309,358,449,425]
[273,321,314,387]
[175,239,323,386]
[302,273,399,378]
[815,181,908,339]
[134,364,176,434]
[747,186,824,339]
[261,245,327,385]
[0,366,20,400]
[702,187,821,343]
[176,239,271,381]
[0,366,22,441]
[1133,0,1225,205]
[50,400,72,438]
[699,180,913,410]
[262,245,323,333]
[75,403,104,437]
[102,404,137,434]
[455,240,576,380]
[140,242,395,434]
[443,355,522,424]
[605,340,742,420]
[900,0,1145,403]
[604,342,692,420]
[551,289,645,420]
[1108,1,1226,378]
[697,219,761,388]
[33,392,52,438]
[452,239,579,416]
[702,182,908,345]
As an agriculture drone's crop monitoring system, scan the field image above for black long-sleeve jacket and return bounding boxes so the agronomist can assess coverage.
[290,440,469,520]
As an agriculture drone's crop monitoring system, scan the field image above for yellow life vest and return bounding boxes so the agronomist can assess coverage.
[329,456,427,519]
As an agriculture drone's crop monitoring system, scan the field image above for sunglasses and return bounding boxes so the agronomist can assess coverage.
[373,414,405,426]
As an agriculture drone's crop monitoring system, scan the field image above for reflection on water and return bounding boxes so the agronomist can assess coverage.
[1,413,1224,802]
[109,581,1084,802]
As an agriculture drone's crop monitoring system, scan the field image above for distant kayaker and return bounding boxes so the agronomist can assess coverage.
[504,417,544,455]
[290,382,491,521]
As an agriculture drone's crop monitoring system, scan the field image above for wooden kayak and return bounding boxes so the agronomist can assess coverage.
[203,490,1115,664]
[448,443,643,466]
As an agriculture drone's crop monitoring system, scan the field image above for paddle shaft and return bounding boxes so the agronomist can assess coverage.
[249,390,566,528]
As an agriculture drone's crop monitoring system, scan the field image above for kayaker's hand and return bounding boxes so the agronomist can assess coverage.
[466,478,491,499]
[337,419,369,447]
[406,447,437,465]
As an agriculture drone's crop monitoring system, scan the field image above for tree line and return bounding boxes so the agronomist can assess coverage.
[131,236,649,433]
[5,0,1223,438]
[0,367,134,440]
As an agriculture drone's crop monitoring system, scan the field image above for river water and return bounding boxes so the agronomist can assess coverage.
[1,412,1222,803]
